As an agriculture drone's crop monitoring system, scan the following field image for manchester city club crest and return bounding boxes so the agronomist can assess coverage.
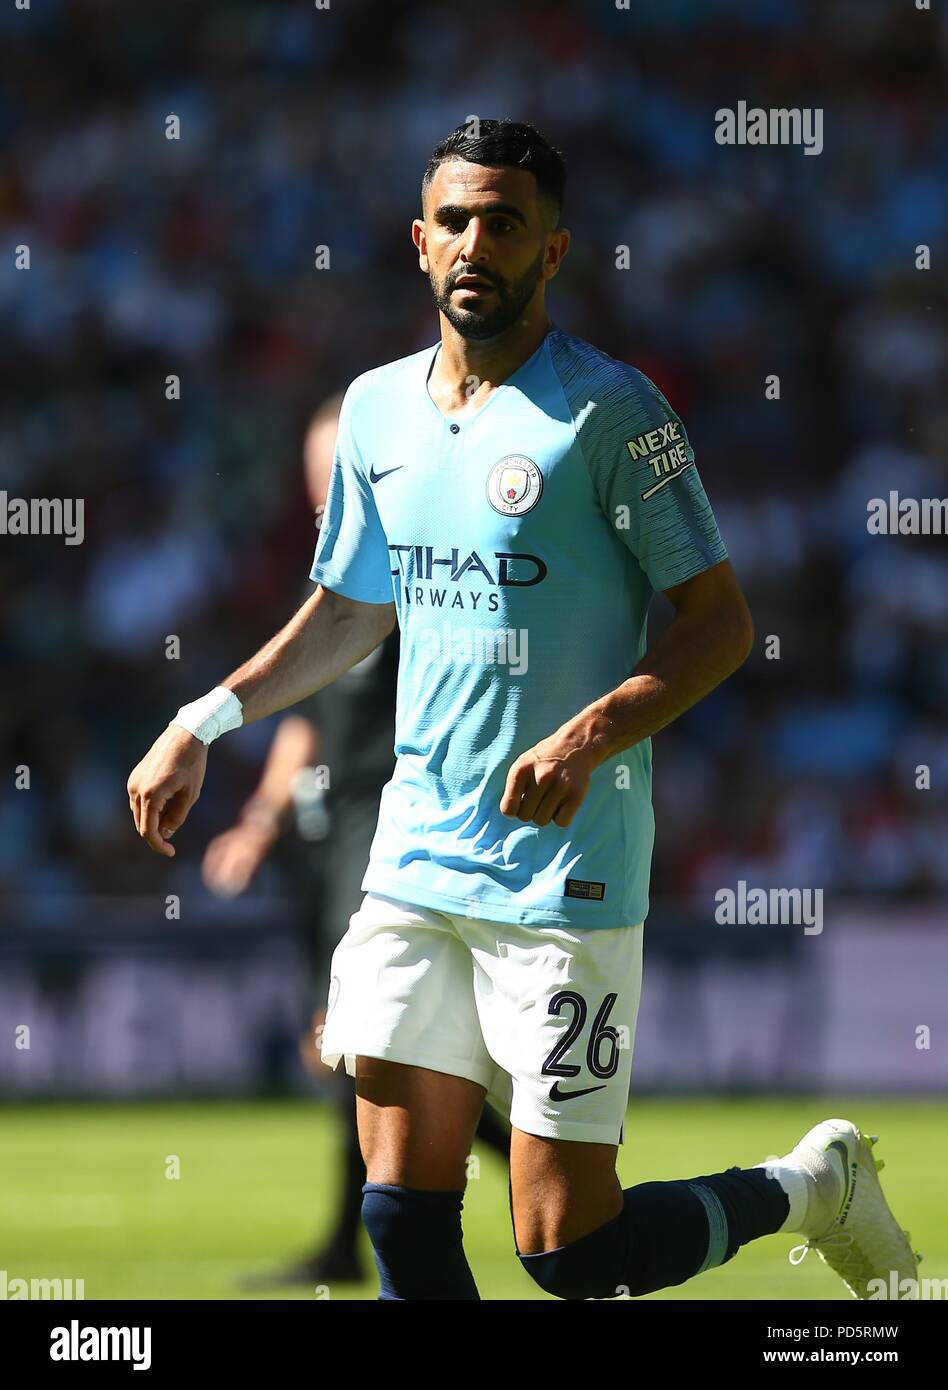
[487,455,543,515]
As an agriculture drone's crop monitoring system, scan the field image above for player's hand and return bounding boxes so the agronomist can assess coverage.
[500,730,599,829]
[127,726,208,858]
[201,822,276,897]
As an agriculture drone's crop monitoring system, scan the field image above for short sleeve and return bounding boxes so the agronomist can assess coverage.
[581,368,727,592]
[309,386,394,604]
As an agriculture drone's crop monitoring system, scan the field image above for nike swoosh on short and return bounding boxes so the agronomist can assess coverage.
[369,464,404,483]
[549,1082,608,1102]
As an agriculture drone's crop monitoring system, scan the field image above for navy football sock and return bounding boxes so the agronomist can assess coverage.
[362,1183,480,1300]
[518,1166,789,1300]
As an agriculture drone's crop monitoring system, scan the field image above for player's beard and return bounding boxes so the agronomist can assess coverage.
[430,248,546,341]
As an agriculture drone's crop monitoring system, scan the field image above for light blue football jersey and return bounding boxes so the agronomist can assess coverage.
[309,324,727,930]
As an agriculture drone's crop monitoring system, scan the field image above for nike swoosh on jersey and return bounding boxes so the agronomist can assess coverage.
[369,464,404,483]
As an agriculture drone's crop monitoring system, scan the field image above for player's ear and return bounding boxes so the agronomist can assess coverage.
[543,227,570,281]
[411,217,429,270]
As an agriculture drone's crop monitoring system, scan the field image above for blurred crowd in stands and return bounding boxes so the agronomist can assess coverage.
[1,0,946,907]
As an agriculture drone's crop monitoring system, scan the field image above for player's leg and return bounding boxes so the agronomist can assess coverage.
[496,916,915,1299]
[357,1056,485,1189]
[509,1131,621,1254]
[510,1128,794,1299]
[512,1120,919,1301]
[465,914,796,1299]
[356,1057,486,1299]
[320,892,498,1299]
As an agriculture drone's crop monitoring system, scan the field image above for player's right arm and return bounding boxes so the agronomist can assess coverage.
[130,375,394,857]
[127,585,395,858]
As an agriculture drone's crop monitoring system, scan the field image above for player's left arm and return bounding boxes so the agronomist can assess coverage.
[502,366,752,829]
[500,565,753,829]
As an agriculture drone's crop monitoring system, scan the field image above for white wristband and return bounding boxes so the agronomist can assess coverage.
[170,686,243,745]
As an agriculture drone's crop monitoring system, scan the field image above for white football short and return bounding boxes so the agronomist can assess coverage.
[320,891,645,1144]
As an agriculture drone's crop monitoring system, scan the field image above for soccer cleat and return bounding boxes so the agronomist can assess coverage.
[783,1118,918,1300]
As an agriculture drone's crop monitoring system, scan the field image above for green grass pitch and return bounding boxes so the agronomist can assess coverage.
[2,1097,944,1301]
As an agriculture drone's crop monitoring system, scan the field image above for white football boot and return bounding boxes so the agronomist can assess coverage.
[771,1118,920,1299]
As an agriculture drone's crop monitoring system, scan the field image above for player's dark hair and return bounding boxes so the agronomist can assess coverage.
[422,119,566,227]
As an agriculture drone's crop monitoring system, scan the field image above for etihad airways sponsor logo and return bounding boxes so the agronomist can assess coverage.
[392,545,547,611]
[389,545,546,587]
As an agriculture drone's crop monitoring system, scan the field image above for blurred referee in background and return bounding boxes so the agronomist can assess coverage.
[200,395,510,1288]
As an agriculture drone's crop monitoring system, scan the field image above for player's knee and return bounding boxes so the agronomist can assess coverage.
[361,1183,478,1300]
[518,1220,626,1301]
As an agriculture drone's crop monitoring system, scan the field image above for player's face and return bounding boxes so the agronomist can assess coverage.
[415,160,559,341]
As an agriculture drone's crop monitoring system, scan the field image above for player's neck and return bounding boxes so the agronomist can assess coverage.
[428,314,551,416]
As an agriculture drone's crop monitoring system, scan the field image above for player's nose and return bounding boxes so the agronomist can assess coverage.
[458,215,490,260]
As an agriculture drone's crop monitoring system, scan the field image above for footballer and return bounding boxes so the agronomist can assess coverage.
[128,120,918,1301]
